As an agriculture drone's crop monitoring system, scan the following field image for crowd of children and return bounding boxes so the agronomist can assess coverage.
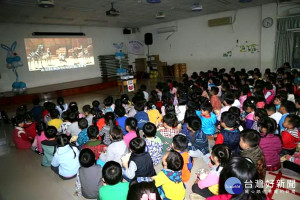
[11,65,300,200]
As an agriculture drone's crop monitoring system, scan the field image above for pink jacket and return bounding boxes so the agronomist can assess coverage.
[36,131,47,153]
[263,89,275,105]
[259,134,282,170]
[123,130,137,147]
[239,95,247,112]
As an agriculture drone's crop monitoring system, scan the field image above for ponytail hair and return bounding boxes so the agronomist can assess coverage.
[56,135,76,159]
[211,144,231,169]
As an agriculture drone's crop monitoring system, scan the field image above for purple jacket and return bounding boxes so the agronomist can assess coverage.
[259,134,282,169]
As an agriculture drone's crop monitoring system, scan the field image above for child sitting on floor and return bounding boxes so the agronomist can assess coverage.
[58,111,71,135]
[82,126,106,160]
[13,116,31,150]
[134,100,149,132]
[31,121,47,154]
[76,118,89,149]
[123,117,138,147]
[172,134,193,183]
[281,114,300,155]
[82,105,93,126]
[99,161,129,200]
[114,106,127,135]
[41,126,57,166]
[146,101,162,126]
[99,112,116,145]
[152,150,185,200]
[48,109,63,131]
[143,122,163,166]
[103,96,115,114]
[23,112,37,141]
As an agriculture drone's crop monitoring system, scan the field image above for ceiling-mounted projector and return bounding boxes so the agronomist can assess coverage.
[192,3,202,11]
[156,12,165,19]
[106,2,120,17]
[38,0,54,8]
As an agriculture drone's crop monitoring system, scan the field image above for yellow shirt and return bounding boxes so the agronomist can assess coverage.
[48,118,63,131]
[209,184,219,195]
[154,171,185,200]
[147,109,162,125]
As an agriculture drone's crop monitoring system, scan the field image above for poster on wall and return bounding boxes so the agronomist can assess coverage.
[24,38,94,72]
[127,40,144,55]
[127,80,135,92]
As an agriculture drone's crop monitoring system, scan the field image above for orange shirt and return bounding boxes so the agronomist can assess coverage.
[210,95,222,111]
[180,151,193,182]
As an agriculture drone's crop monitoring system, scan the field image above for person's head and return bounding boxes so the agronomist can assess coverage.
[50,109,60,119]
[172,134,188,151]
[177,96,187,106]
[186,116,202,132]
[243,97,256,113]
[145,101,156,110]
[240,85,250,96]
[274,91,288,105]
[163,113,177,128]
[125,117,137,132]
[211,144,231,167]
[240,129,260,150]
[57,97,65,106]
[56,134,70,147]
[69,102,79,113]
[68,111,79,123]
[134,100,146,112]
[87,125,99,140]
[61,110,70,121]
[142,122,157,138]
[254,108,268,122]
[129,137,146,154]
[279,100,296,114]
[102,161,122,185]
[104,112,115,125]
[14,115,24,127]
[219,157,266,200]
[110,126,124,141]
[221,111,238,128]
[259,117,277,135]
[210,86,219,95]
[140,84,147,92]
[264,104,276,115]
[127,181,160,200]
[254,91,265,102]
[103,96,113,107]
[283,114,300,129]
[162,150,183,171]
[36,121,46,136]
[92,100,100,108]
[82,105,91,115]
[228,106,240,119]
[45,126,57,139]
[201,100,213,115]
[114,106,126,117]
[79,148,96,168]
[223,93,234,106]
[32,97,40,106]
[78,118,88,130]
[183,109,197,122]
[121,94,130,105]
[24,112,34,122]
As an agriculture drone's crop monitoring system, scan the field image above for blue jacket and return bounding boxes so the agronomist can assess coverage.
[134,111,149,130]
[221,128,240,155]
[184,129,209,155]
[116,116,127,135]
[196,111,217,135]
[77,128,88,149]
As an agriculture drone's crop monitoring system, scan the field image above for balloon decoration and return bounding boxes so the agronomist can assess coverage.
[1,41,26,94]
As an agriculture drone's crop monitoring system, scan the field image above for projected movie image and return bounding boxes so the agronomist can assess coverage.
[24,38,94,71]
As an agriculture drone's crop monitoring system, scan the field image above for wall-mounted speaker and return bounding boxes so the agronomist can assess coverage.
[123,28,131,35]
[144,33,153,45]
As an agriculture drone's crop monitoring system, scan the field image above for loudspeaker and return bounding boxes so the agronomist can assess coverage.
[144,33,153,45]
[123,28,131,35]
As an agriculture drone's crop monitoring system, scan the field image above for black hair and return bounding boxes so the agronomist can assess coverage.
[172,135,188,151]
[178,96,187,106]
[285,114,300,128]
[102,161,122,185]
[221,111,239,128]
[210,86,219,95]
[186,99,199,110]
[103,96,113,107]
[201,100,213,113]
[121,94,129,104]
[254,91,265,102]
[224,93,234,105]
[114,106,126,117]
[50,109,60,119]
[259,117,277,134]
[57,97,65,111]
[82,105,91,114]
[56,134,76,158]
[125,117,138,132]
[36,121,46,136]
[166,150,184,171]
[228,106,240,119]
[240,85,250,96]
[24,112,34,122]
[32,97,40,105]
[104,112,115,125]
[211,144,231,168]
[69,102,79,113]
[134,101,146,112]
[92,100,100,108]
[243,97,256,111]
[61,110,70,121]
[68,112,79,123]
[285,83,295,95]
[127,181,160,200]
[143,122,157,137]
[240,129,261,147]
[265,82,273,90]
[163,113,177,128]
[264,103,276,113]
[186,116,201,131]
[140,84,147,91]
[129,137,146,154]
[115,99,122,108]
[218,157,266,200]
[280,100,296,114]
[110,126,123,141]
[183,109,197,122]
[79,148,96,168]
[78,118,88,129]
[254,108,268,119]
[165,104,176,114]
[275,91,288,103]
[145,101,156,110]
[45,126,57,139]
[87,125,99,139]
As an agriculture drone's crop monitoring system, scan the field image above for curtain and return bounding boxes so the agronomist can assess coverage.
[275,16,300,69]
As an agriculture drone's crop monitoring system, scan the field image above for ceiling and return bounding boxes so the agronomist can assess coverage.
[0,0,277,28]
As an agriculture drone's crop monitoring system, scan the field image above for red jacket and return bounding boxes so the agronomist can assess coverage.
[13,127,31,150]
[24,122,37,140]
[282,128,300,150]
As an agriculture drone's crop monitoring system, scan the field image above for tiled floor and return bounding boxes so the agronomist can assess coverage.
[0,79,299,200]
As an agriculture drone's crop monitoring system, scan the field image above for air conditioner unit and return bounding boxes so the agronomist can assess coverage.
[157,26,177,34]
[288,7,300,16]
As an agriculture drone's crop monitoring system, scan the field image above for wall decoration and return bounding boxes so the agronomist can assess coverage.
[223,40,259,57]
[1,41,26,93]
[127,40,144,55]
[113,42,125,69]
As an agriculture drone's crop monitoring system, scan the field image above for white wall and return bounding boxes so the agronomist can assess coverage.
[139,3,277,74]
[0,23,136,92]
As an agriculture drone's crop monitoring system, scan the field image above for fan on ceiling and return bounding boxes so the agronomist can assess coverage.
[106,2,120,17]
